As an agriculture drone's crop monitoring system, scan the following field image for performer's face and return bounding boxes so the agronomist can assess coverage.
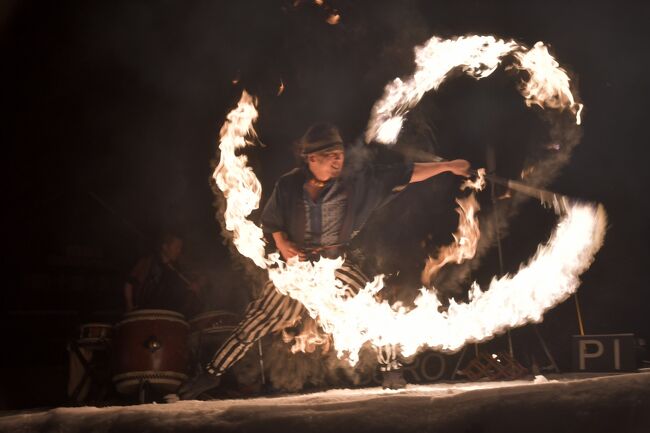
[308,148,344,181]
[162,238,183,262]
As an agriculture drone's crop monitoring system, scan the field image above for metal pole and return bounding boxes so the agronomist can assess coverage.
[451,346,468,380]
[486,145,513,359]
[574,293,586,336]
[257,340,266,386]
[532,326,560,373]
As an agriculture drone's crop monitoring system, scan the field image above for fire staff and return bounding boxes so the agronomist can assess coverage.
[179,123,470,398]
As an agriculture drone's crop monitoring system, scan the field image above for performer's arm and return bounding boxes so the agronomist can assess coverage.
[123,257,150,312]
[410,159,471,183]
[272,231,306,261]
[123,282,135,312]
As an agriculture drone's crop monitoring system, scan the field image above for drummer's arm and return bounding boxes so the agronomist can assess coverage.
[124,257,149,312]
[123,282,136,312]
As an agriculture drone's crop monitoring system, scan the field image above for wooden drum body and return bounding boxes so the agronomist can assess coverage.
[112,309,189,394]
[188,311,239,368]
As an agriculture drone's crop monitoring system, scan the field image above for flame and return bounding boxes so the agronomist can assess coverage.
[512,42,583,125]
[268,202,606,363]
[462,167,486,191]
[326,13,340,25]
[293,0,340,25]
[521,166,535,179]
[278,80,285,96]
[366,35,582,145]
[283,317,332,354]
[213,36,601,366]
[211,92,606,364]
[421,194,482,285]
[422,168,486,285]
[212,91,267,269]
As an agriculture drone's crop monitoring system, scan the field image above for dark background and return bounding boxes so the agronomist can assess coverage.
[2,0,649,409]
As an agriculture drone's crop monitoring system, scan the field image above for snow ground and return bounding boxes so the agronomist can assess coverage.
[1,372,649,433]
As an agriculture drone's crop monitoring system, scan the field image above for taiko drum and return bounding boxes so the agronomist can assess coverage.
[112,309,189,394]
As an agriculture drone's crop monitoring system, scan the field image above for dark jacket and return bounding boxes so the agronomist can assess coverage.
[261,163,413,248]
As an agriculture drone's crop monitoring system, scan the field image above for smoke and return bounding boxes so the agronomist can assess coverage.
[432,107,584,297]
[231,330,380,393]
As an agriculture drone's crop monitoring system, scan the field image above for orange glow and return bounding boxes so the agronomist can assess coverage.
[326,13,340,25]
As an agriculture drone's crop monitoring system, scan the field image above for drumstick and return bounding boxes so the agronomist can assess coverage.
[165,263,194,286]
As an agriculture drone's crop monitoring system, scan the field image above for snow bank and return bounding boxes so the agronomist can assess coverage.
[1,372,649,433]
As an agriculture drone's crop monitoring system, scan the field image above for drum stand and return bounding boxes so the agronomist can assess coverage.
[68,339,111,404]
[257,340,266,386]
[137,379,152,404]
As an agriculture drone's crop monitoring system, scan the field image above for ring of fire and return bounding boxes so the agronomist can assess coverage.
[213,35,606,365]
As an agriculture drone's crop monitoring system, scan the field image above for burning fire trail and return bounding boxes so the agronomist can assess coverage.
[212,35,603,365]
[366,35,583,145]
[421,169,487,285]
[269,201,606,361]
[421,193,482,285]
[212,92,606,364]
[212,91,267,269]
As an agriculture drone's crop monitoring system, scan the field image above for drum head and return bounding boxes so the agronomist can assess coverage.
[117,309,188,328]
[189,310,239,332]
[79,323,113,343]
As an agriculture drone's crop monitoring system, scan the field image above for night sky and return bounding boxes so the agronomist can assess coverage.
[3,0,650,408]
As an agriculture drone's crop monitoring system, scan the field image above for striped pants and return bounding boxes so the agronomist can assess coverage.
[206,261,400,375]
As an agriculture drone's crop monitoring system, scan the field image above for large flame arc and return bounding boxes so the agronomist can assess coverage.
[213,35,604,365]
[366,36,583,145]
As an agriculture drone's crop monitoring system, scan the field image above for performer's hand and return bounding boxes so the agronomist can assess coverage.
[277,239,305,261]
[188,281,201,295]
[448,159,471,177]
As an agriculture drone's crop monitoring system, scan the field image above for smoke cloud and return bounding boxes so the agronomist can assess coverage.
[432,107,583,298]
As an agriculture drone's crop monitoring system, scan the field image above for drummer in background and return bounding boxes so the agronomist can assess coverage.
[123,232,202,317]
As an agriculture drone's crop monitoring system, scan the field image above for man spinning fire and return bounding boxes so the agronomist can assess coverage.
[179,123,470,398]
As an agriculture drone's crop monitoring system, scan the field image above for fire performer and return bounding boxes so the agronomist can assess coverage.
[179,123,470,398]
